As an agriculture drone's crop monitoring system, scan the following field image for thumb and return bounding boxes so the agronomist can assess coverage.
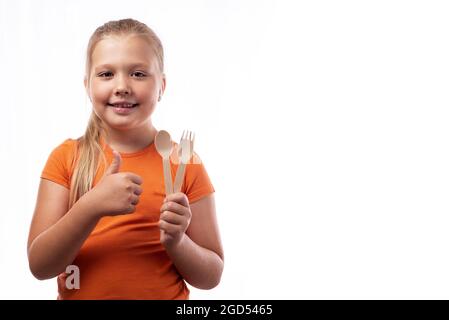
[105,150,121,175]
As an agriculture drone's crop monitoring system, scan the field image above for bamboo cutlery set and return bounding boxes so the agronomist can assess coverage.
[155,130,195,196]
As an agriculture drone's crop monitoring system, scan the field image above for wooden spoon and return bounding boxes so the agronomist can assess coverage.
[155,130,173,196]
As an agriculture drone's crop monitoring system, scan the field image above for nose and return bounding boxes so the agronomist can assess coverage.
[114,74,131,96]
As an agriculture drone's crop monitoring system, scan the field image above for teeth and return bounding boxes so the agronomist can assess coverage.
[112,103,135,108]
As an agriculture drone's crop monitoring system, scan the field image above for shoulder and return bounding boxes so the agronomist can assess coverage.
[50,138,79,154]
[46,138,80,170]
[59,138,78,150]
[182,148,215,202]
[41,138,81,187]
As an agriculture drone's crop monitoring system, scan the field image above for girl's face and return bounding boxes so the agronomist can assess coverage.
[85,35,165,132]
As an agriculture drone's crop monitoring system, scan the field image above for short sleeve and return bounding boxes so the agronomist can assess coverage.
[183,153,215,203]
[40,139,77,189]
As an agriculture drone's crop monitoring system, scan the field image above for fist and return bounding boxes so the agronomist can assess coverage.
[89,150,143,217]
[159,192,192,249]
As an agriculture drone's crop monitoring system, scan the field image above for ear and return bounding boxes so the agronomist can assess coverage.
[159,73,166,97]
[84,77,91,101]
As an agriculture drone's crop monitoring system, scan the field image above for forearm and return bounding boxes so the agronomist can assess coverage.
[165,235,224,290]
[28,194,100,280]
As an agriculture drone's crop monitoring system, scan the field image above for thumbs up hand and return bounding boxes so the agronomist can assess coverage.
[87,150,143,218]
[105,149,122,175]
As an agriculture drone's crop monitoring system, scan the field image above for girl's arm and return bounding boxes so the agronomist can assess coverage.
[159,193,224,289]
[27,179,101,280]
[28,154,143,280]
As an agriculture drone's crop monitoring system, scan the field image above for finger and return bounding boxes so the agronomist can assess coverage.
[158,219,182,235]
[105,150,122,175]
[130,194,140,206]
[160,210,185,225]
[160,201,189,216]
[164,192,190,208]
[126,204,136,214]
[127,173,143,185]
[134,186,143,196]
[160,228,174,239]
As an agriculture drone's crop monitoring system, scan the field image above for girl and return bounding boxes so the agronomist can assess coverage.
[27,18,224,299]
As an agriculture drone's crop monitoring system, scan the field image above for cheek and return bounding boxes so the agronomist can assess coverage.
[135,82,159,99]
[91,83,110,103]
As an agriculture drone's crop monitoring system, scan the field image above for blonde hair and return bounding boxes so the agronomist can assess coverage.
[68,18,164,209]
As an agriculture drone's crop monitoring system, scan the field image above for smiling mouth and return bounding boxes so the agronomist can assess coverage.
[107,103,139,108]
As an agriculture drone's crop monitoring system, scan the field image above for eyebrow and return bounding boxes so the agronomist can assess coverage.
[94,63,150,71]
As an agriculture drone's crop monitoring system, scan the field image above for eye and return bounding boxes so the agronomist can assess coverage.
[132,71,147,78]
[98,71,113,77]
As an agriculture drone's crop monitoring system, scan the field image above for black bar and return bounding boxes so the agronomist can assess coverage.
[0,300,445,318]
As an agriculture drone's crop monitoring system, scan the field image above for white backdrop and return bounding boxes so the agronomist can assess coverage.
[1,0,449,299]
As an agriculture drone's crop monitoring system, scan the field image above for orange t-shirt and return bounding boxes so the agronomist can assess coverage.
[40,137,215,300]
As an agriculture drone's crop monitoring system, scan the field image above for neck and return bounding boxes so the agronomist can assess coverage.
[103,122,157,153]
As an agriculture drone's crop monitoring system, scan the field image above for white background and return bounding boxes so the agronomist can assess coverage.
[1,0,449,299]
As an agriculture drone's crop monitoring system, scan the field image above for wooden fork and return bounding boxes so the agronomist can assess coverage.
[173,130,195,193]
